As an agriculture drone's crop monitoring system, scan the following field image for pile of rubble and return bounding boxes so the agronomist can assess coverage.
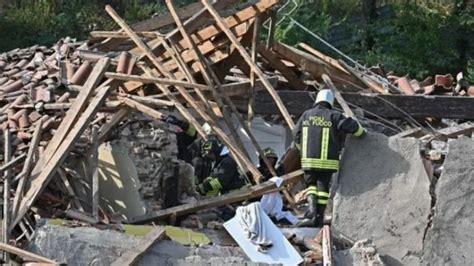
[0,0,473,265]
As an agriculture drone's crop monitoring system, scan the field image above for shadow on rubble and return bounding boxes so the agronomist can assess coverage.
[336,133,411,197]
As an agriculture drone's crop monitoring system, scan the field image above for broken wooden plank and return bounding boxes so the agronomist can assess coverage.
[0,243,56,264]
[132,0,277,59]
[104,72,210,90]
[11,121,43,221]
[272,42,365,91]
[0,153,26,175]
[107,6,259,178]
[90,31,157,39]
[91,126,99,221]
[338,60,386,94]
[166,0,251,161]
[298,43,349,74]
[202,0,295,129]
[2,129,11,263]
[131,170,304,223]
[119,97,164,120]
[257,44,306,90]
[12,81,118,229]
[248,15,260,127]
[322,225,332,266]
[111,226,165,266]
[98,107,130,143]
[242,90,474,119]
[105,5,208,138]
[57,168,84,212]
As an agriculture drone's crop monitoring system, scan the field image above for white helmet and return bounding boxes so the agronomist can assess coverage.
[315,89,335,107]
[202,122,212,135]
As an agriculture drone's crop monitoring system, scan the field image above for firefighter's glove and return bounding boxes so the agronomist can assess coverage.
[163,115,180,125]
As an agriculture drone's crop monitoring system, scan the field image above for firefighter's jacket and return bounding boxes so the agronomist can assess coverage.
[198,154,245,196]
[293,104,365,171]
[175,120,197,163]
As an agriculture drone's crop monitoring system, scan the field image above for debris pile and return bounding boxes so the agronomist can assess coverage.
[0,0,472,265]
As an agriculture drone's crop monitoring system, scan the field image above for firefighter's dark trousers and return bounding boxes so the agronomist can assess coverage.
[304,170,333,220]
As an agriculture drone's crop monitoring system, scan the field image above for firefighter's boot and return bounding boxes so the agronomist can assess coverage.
[297,194,318,227]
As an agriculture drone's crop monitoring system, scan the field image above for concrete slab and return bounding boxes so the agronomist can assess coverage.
[332,133,431,265]
[422,137,474,265]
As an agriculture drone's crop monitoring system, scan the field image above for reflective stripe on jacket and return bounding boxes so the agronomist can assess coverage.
[293,104,364,171]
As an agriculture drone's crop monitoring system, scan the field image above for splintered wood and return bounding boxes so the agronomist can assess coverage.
[1,0,458,253]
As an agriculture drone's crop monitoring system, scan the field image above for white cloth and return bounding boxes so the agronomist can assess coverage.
[269,176,284,187]
[236,202,273,252]
[260,192,299,225]
[220,146,230,156]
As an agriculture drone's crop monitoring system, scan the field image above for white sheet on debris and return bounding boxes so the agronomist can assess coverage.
[224,210,303,265]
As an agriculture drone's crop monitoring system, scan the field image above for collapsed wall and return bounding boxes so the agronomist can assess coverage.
[332,133,431,265]
[110,116,194,210]
[422,137,474,265]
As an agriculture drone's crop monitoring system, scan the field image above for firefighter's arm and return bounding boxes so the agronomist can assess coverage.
[292,113,306,150]
[338,115,366,137]
[198,158,237,196]
[164,115,197,137]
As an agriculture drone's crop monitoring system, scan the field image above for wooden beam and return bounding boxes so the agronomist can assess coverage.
[248,15,260,127]
[107,5,260,177]
[105,72,210,90]
[131,170,304,223]
[166,0,249,151]
[166,0,254,171]
[111,226,165,266]
[57,168,84,212]
[90,126,99,221]
[338,60,386,94]
[298,43,349,74]
[132,0,277,61]
[322,74,358,123]
[435,121,474,138]
[160,22,250,71]
[29,58,110,182]
[0,243,56,264]
[11,121,42,221]
[272,43,365,91]
[90,31,157,39]
[202,0,296,129]
[105,5,208,138]
[322,225,333,266]
[0,153,26,175]
[239,90,474,119]
[2,129,11,263]
[12,81,117,229]
[266,8,276,49]
[119,97,165,120]
[257,44,306,90]
[98,107,129,143]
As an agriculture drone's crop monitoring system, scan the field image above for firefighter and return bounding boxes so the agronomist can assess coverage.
[293,89,366,227]
[196,137,246,196]
[162,114,199,163]
[248,147,284,184]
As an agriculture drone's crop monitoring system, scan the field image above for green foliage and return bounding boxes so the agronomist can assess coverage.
[0,0,194,52]
[274,0,473,79]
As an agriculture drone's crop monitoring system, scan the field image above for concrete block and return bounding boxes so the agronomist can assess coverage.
[333,133,431,265]
[422,138,474,265]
